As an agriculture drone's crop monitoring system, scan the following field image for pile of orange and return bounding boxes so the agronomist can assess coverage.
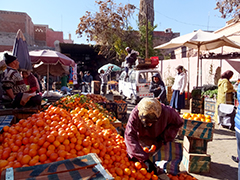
[167,172,197,180]
[182,113,212,122]
[43,94,116,123]
[0,105,159,179]
[86,94,108,103]
[114,100,126,104]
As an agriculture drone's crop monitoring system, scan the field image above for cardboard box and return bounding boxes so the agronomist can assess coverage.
[182,148,211,173]
[179,119,214,141]
[183,136,208,154]
[1,153,113,180]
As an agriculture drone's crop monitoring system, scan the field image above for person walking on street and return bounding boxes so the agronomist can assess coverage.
[124,98,183,179]
[99,66,113,96]
[82,71,93,93]
[149,73,167,105]
[170,65,187,113]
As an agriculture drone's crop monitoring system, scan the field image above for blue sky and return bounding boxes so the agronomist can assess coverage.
[1,0,231,45]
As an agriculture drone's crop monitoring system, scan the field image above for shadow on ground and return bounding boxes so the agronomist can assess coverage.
[190,161,238,180]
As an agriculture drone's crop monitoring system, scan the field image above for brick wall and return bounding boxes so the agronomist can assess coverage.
[34,25,47,46]
[46,29,64,47]
[153,30,180,57]
[0,10,35,46]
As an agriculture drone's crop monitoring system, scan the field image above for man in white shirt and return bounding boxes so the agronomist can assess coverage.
[99,66,113,95]
[169,65,187,113]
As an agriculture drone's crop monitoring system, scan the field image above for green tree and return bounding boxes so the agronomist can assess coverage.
[215,0,240,18]
[138,21,159,58]
[76,0,137,62]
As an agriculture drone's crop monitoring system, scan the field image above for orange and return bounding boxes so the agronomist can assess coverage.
[39,154,47,163]
[134,162,142,170]
[29,149,37,157]
[3,126,9,132]
[145,172,152,179]
[36,119,44,127]
[58,150,67,158]
[53,140,61,147]
[47,134,55,143]
[123,168,131,176]
[38,147,47,155]
[149,145,156,153]
[139,168,147,175]
[152,174,158,180]
[29,158,38,166]
[49,153,58,161]
[143,147,149,153]
[115,167,123,176]
[21,155,31,165]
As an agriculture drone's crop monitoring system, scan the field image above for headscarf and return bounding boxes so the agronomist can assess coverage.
[138,98,162,119]
[221,70,233,80]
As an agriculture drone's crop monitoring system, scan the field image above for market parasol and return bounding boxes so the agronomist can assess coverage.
[98,63,121,73]
[12,29,32,71]
[29,49,75,93]
[154,29,240,87]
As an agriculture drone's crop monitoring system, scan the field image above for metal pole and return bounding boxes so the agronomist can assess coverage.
[196,45,200,87]
[47,64,49,95]
[145,4,148,59]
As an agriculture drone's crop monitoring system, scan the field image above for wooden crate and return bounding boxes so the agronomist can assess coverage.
[105,102,116,112]
[179,119,214,141]
[204,98,216,118]
[116,102,127,113]
[1,153,113,180]
[183,136,208,154]
[182,148,211,173]
[0,115,14,132]
[117,112,128,122]
[191,98,204,114]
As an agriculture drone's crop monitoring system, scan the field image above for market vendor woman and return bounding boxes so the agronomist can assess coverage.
[124,98,183,179]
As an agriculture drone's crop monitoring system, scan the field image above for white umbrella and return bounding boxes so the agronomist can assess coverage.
[154,29,240,86]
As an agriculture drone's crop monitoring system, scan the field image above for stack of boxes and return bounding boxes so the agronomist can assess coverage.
[180,118,214,173]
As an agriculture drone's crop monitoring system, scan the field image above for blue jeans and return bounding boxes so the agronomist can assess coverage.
[236,129,240,180]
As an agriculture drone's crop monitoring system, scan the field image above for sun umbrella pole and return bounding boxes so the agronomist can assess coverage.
[196,45,200,87]
[47,64,49,95]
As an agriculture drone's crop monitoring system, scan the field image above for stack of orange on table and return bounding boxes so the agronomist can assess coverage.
[0,105,161,180]
[182,112,212,122]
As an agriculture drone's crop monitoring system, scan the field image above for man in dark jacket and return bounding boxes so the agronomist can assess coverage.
[149,73,167,104]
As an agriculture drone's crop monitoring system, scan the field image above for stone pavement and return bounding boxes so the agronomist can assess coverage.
[106,92,239,179]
